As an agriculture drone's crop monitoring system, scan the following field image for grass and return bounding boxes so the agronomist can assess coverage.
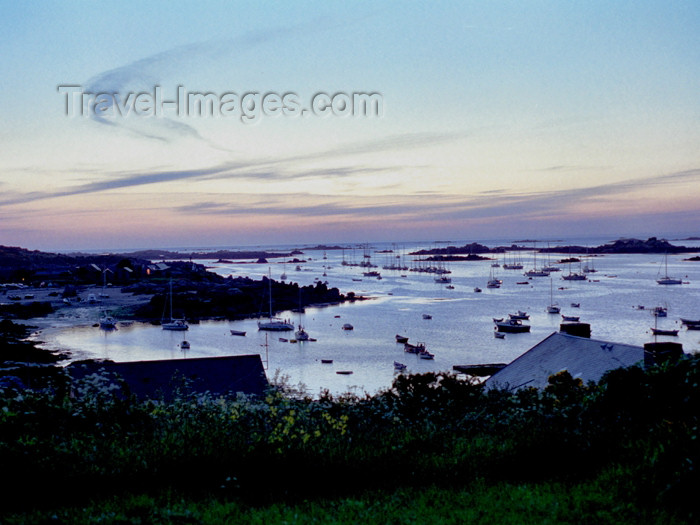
[0,354,697,523]
[3,478,678,524]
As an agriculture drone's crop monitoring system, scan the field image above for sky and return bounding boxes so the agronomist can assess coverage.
[1,1,699,251]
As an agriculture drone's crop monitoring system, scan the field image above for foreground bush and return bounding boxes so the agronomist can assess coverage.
[0,355,697,521]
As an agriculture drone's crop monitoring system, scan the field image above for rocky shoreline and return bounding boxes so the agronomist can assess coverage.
[0,247,361,374]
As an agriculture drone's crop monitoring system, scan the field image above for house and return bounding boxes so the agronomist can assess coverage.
[484,332,646,391]
[68,354,269,400]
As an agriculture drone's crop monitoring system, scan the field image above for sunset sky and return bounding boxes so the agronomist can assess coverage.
[1,1,699,251]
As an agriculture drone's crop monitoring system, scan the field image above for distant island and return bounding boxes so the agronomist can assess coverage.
[411,237,699,256]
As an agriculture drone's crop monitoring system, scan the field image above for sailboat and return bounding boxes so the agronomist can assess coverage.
[486,265,501,288]
[258,269,294,331]
[162,280,188,331]
[656,254,682,285]
[562,257,587,281]
[294,289,310,341]
[280,262,287,281]
[524,244,549,277]
[546,278,560,314]
[99,311,117,329]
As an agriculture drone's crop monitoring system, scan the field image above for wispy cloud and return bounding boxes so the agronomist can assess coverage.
[83,23,318,144]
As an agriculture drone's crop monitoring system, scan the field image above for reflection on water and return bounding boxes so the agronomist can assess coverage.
[36,242,700,396]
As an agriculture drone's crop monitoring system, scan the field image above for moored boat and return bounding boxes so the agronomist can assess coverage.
[396,334,409,343]
[651,328,679,336]
[495,318,531,333]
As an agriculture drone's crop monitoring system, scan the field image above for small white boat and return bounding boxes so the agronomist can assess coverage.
[162,319,189,331]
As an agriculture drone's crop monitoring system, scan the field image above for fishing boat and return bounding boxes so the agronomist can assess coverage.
[495,318,531,333]
[404,342,426,354]
[419,351,435,360]
[652,306,668,317]
[258,269,294,331]
[162,280,189,331]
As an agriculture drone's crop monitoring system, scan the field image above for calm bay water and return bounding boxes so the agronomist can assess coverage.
[36,238,700,396]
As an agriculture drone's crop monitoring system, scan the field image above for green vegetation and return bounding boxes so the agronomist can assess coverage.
[0,355,697,523]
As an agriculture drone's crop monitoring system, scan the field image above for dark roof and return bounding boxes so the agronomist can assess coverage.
[484,332,644,391]
[68,354,268,400]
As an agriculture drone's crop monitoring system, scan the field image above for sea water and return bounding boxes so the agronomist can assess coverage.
[36,238,700,396]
